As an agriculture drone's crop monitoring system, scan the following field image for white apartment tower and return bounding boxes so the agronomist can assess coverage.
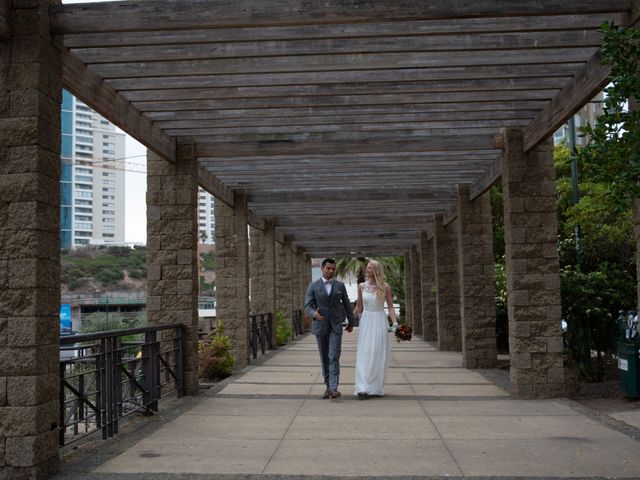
[198,188,215,245]
[61,90,126,249]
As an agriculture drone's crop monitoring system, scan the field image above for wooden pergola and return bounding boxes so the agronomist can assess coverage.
[2,2,640,476]
[41,0,635,256]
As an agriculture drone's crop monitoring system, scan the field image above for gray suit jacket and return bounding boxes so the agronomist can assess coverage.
[304,278,355,336]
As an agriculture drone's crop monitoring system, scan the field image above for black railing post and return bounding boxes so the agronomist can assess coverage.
[59,362,66,446]
[251,315,258,359]
[174,326,183,398]
[142,330,155,416]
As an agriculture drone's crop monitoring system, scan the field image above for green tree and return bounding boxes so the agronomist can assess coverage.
[556,22,639,380]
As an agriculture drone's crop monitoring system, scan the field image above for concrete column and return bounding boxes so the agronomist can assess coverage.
[433,214,462,351]
[457,186,497,368]
[419,232,437,341]
[502,128,564,398]
[146,140,199,395]
[410,244,422,336]
[214,192,250,369]
[0,2,62,476]
[275,241,293,332]
[403,252,412,325]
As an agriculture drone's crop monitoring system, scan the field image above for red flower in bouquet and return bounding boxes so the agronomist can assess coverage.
[395,323,412,342]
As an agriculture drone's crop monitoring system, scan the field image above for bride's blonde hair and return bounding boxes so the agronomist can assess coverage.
[366,260,386,298]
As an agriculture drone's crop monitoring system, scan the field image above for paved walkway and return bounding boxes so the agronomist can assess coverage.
[56,332,640,479]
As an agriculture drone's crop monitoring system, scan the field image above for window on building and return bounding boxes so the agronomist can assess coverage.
[75,199,92,206]
[75,207,92,214]
[102,187,115,193]
[77,191,93,199]
[74,222,92,230]
[102,218,115,223]
[102,210,116,215]
[103,225,115,231]
[102,195,115,200]
[75,175,93,183]
[103,233,115,238]
[103,180,115,185]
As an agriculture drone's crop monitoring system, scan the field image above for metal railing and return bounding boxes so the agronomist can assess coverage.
[59,323,183,446]
[293,309,303,337]
[249,312,273,359]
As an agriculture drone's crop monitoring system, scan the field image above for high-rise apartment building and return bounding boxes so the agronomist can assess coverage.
[61,90,126,249]
[198,188,215,245]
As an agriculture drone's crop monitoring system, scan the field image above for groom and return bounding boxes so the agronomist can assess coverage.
[304,258,355,400]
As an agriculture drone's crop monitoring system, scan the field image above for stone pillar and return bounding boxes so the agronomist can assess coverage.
[457,185,497,368]
[403,252,412,325]
[275,240,293,334]
[433,214,462,351]
[146,140,199,395]
[215,192,250,369]
[294,250,306,315]
[502,128,564,398]
[249,223,276,346]
[410,244,422,336]
[0,2,62,476]
[419,232,437,341]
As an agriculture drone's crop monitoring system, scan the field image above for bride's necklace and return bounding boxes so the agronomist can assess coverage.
[363,281,378,293]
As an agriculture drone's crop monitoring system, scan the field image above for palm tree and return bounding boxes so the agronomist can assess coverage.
[335,257,368,283]
[199,231,208,244]
[335,256,405,308]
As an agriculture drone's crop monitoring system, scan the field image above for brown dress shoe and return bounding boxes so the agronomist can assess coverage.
[322,388,332,399]
[330,390,342,400]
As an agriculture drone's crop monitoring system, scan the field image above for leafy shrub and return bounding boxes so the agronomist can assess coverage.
[198,321,235,381]
[275,308,292,346]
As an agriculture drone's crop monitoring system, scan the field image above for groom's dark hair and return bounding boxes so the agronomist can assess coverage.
[322,258,336,267]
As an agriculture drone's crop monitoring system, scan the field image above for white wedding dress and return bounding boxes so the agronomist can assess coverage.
[354,283,390,396]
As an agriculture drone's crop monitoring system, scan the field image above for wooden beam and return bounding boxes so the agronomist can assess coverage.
[61,50,175,162]
[0,0,10,41]
[197,164,234,207]
[469,152,506,201]
[248,212,265,231]
[248,188,450,204]
[196,134,500,158]
[50,0,631,34]
[522,49,611,152]
[442,207,458,226]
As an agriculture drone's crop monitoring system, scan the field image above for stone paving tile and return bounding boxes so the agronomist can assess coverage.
[285,415,440,440]
[94,438,279,475]
[446,437,640,477]
[411,384,508,397]
[421,399,580,416]
[149,414,292,440]
[186,397,303,416]
[297,398,426,417]
[216,383,313,395]
[235,370,320,384]
[263,439,463,477]
[404,371,493,384]
[432,414,628,440]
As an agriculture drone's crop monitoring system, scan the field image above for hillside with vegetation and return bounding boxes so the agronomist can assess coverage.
[61,245,147,293]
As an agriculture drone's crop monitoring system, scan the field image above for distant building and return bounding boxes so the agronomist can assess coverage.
[198,187,215,244]
[553,91,604,146]
[60,90,126,249]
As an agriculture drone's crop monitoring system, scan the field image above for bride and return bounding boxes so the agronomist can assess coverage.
[353,260,398,399]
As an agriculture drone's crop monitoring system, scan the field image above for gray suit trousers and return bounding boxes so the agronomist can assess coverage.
[316,330,342,391]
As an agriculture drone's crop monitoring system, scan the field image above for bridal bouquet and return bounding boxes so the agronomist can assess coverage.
[395,323,412,342]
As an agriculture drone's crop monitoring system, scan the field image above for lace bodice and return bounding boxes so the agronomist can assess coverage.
[361,283,385,312]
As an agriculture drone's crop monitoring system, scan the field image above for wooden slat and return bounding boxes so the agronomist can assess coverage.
[50,0,631,34]
[61,51,175,162]
[90,48,595,79]
[147,102,547,124]
[133,90,557,113]
[164,119,529,137]
[72,30,602,64]
[121,77,568,103]
[196,134,500,158]
[107,64,583,91]
[274,215,435,228]
[158,111,537,130]
[197,164,234,207]
[62,14,622,48]
[0,0,10,41]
